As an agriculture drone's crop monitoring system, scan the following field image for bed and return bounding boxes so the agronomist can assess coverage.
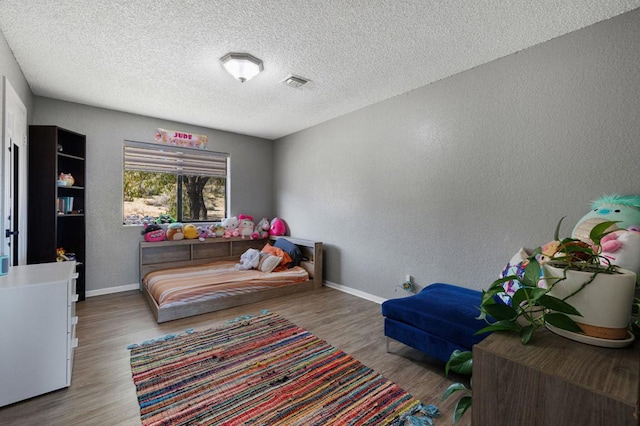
[139,236,323,323]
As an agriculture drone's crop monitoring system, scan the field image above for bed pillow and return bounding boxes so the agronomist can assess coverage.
[273,238,302,267]
[261,243,292,267]
[258,253,282,273]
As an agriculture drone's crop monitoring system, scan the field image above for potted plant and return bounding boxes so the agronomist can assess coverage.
[477,218,635,343]
[442,218,638,424]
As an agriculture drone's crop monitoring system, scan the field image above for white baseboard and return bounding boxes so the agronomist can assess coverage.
[86,283,140,298]
[323,280,387,305]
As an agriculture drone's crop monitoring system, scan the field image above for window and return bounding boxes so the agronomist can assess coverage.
[123,141,228,224]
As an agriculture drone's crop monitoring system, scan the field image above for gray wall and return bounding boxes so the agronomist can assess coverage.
[33,97,274,293]
[274,9,640,298]
[0,28,33,118]
[1,28,34,257]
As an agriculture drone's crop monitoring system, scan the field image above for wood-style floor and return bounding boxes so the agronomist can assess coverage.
[0,286,470,426]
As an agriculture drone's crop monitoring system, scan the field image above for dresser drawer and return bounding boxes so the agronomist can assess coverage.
[68,272,79,303]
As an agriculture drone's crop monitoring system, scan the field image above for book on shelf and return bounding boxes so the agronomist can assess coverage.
[57,197,74,214]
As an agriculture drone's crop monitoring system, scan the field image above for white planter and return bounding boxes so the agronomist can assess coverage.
[544,263,637,340]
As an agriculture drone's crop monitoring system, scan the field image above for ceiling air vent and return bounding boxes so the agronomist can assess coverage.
[282,75,310,88]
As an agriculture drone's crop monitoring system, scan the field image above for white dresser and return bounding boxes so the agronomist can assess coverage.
[0,262,79,407]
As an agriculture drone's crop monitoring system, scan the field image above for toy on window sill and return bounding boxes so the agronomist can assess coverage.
[156,213,176,224]
[269,217,287,236]
[124,214,143,225]
[183,224,199,239]
[209,223,225,238]
[253,217,270,239]
[238,214,255,239]
[222,217,240,238]
[166,222,185,241]
[141,222,166,242]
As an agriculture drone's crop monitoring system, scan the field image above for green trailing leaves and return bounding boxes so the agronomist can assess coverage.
[453,396,472,425]
[544,312,584,333]
[441,382,469,401]
[481,303,518,321]
[476,320,521,335]
[521,258,541,287]
[445,350,472,376]
[519,325,535,344]
[589,220,619,246]
[538,294,582,315]
[443,351,473,425]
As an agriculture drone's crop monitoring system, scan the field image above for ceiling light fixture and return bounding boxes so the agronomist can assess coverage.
[220,52,263,83]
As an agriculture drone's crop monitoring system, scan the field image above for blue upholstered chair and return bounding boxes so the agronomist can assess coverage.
[381,283,491,363]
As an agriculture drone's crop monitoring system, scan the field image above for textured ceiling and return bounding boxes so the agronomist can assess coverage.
[1,1,639,140]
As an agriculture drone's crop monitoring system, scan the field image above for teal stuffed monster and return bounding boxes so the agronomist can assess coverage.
[572,194,640,243]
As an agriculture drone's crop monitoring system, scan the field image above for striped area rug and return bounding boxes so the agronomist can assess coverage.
[128,312,439,425]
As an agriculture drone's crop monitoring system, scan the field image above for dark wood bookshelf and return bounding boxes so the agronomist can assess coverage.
[27,126,86,300]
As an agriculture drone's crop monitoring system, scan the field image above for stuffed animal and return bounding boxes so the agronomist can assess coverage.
[238,214,255,239]
[209,223,225,238]
[222,216,240,238]
[599,226,640,274]
[183,224,199,239]
[56,247,69,262]
[58,173,74,186]
[141,215,156,224]
[269,217,287,236]
[235,248,260,270]
[572,194,640,243]
[124,214,142,225]
[253,217,270,239]
[166,222,185,240]
[197,226,211,241]
[141,222,166,242]
[156,213,176,224]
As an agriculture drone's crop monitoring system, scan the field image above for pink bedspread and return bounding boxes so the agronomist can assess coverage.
[143,260,309,308]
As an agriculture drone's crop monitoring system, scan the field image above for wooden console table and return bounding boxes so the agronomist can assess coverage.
[472,329,639,425]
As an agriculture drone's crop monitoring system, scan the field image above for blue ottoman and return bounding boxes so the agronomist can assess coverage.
[381,283,491,363]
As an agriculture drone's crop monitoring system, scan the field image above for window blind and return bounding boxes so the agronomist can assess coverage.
[123,141,228,177]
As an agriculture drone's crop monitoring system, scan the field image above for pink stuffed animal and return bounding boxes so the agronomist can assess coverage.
[600,226,640,273]
[269,217,287,236]
[238,214,255,240]
[141,222,166,242]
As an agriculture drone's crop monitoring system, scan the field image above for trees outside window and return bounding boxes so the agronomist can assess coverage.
[123,142,228,224]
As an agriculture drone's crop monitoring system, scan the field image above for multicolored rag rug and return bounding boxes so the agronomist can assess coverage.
[128,312,439,425]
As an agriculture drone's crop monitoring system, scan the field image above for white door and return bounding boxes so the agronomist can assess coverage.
[2,77,28,266]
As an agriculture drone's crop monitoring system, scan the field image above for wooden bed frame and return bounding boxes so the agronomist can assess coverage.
[139,236,323,323]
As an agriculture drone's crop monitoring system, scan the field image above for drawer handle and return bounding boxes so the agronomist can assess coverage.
[72,294,79,303]
[71,338,79,348]
[72,273,79,279]
[71,316,78,325]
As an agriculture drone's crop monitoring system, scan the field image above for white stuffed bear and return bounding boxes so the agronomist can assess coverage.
[222,216,240,238]
[235,248,260,270]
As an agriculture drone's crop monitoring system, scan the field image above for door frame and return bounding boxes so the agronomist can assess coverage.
[2,77,28,265]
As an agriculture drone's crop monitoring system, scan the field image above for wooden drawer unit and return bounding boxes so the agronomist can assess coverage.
[0,262,79,407]
[473,330,639,425]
